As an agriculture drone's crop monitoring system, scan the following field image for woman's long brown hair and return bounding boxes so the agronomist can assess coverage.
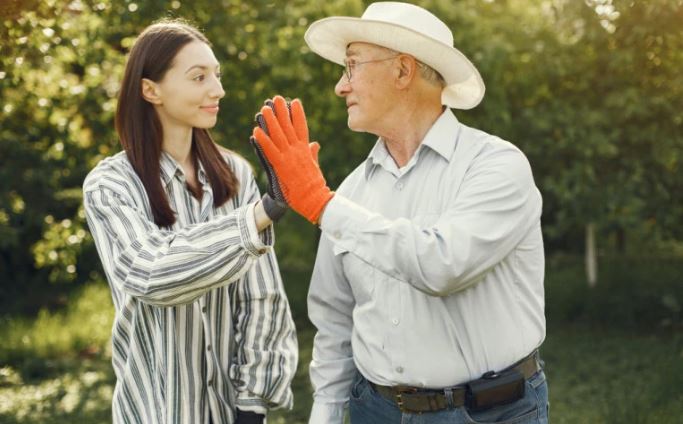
[115,20,238,227]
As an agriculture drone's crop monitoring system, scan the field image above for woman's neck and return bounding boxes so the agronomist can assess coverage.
[161,125,203,198]
[162,125,194,168]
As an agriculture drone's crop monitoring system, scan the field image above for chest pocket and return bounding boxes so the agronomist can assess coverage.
[333,244,375,306]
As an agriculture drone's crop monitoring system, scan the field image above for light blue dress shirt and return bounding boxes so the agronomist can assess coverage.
[308,109,545,423]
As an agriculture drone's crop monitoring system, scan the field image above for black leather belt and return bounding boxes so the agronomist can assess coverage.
[369,350,542,413]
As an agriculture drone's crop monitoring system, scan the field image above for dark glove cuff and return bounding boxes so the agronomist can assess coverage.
[235,409,265,424]
[261,193,287,222]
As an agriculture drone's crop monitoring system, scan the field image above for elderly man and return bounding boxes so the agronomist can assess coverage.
[251,2,548,424]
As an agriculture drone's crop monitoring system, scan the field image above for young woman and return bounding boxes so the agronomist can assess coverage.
[83,20,297,424]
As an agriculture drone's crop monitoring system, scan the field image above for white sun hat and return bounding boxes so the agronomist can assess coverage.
[304,1,485,110]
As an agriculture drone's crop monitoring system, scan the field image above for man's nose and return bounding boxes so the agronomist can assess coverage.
[334,75,350,97]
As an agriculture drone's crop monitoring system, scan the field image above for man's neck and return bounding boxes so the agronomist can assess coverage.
[379,100,444,168]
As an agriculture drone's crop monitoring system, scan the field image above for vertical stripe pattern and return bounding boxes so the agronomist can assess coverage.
[83,150,298,424]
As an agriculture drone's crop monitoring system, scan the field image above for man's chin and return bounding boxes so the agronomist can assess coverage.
[347,117,364,132]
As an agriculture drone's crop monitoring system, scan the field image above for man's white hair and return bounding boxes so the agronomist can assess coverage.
[384,47,446,88]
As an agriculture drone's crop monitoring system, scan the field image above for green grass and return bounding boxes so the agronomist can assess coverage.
[1,256,682,423]
[0,284,113,365]
[542,325,683,424]
[0,284,115,424]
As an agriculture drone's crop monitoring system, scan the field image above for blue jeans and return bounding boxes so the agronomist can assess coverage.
[349,370,549,424]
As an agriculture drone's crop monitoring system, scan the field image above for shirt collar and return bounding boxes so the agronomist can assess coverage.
[160,151,181,187]
[364,109,461,179]
[159,151,208,187]
[420,108,460,161]
[196,159,208,185]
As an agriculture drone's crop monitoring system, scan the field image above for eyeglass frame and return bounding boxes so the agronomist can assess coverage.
[342,55,400,82]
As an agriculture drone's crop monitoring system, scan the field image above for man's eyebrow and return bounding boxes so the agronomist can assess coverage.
[185,63,220,74]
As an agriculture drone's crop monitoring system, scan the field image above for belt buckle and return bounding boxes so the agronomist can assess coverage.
[395,386,418,412]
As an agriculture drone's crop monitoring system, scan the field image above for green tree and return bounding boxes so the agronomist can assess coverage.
[1,0,681,309]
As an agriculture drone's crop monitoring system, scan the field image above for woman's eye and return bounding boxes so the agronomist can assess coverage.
[193,74,205,82]
[215,72,222,80]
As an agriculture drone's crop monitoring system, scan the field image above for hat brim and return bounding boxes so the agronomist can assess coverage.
[304,17,485,109]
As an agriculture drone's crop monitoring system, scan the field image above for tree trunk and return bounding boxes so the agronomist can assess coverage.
[585,222,598,287]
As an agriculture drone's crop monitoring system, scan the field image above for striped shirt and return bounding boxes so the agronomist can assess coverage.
[83,149,297,424]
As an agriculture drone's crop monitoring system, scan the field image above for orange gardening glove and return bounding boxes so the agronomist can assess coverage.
[252,96,333,224]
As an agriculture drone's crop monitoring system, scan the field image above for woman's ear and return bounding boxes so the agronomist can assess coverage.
[141,78,162,105]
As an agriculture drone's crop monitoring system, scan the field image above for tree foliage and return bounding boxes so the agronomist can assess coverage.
[1,0,681,310]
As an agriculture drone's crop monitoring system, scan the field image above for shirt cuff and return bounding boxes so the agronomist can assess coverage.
[319,194,371,250]
[237,203,273,256]
[235,396,268,415]
[309,401,345,424]
[318,195,346,235]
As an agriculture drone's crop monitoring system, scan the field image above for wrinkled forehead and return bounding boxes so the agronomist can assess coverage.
[345,42,395,59]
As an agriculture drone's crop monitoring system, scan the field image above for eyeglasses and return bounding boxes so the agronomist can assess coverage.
[343,56,399,82]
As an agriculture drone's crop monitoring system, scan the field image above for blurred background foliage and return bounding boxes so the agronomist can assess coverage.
[1,0,682,310]
[1,0,682,423]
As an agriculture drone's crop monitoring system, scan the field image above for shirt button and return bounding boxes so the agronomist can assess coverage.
[207,379,213,386]
[396,182,404,190]
[207,345,212,352]
[202,306,207,313]
[392,318,399,325]
[396,366,404,373]
[333,231,341,239]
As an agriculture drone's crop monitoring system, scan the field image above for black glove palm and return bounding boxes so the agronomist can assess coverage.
[251,99,289,221]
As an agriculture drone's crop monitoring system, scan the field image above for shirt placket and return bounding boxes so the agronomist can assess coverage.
[172,170,223,422]
[195,179,224,421]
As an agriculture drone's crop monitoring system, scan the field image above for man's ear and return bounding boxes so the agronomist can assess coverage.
[141,78,162,105]
[395,55,417,89]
